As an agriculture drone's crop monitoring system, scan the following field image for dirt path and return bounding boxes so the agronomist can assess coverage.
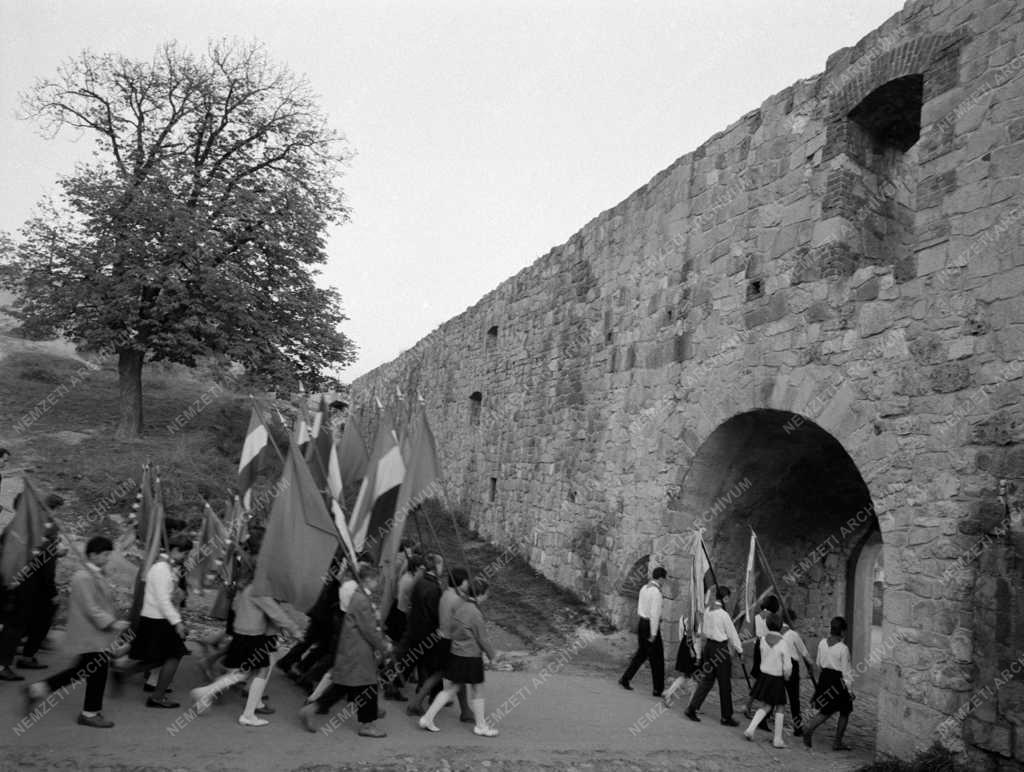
[1,645,871,772]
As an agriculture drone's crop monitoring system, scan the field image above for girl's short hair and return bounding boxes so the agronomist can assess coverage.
[467,577,489,599]
[765,612,783,633]
[85,536,114,556]
[761,595,780,613]
[829,616,848,636]
[168,534,193,552]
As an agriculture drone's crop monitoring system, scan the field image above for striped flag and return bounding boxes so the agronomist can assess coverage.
[349,411,406,557]
[238,406,269,510]
[739,528,774,635]
[292,400,312,451]
[306,394,335,495]
[130,474,167,625]
[379,408,439,615]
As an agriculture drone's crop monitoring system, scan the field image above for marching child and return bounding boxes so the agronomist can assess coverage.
[742,612,792,748]
[23,536,131,728]
[418,576,500,736]
[661,615,697,707]
[802,616,854,751]
[190,573,301,726]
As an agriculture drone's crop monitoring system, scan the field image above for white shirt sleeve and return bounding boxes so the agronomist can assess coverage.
[724,611,742,654]
[149,562,181,626]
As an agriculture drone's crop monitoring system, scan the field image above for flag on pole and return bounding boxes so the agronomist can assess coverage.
[238,406,269,510]
[0,477,49,586]
[292,400,312,451]
[133,463,154,544]
[337,417,369,495]
[306,394,335,495]
[251,440,341,612]
[379,408,440,615]
[739,528,775,635]
[130,474,168,624]
[349,411,406,557]
[188,501,228,590]
[690,530,713,636]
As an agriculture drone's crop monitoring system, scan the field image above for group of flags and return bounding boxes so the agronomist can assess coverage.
[240,393,440,613]
[687,526,782,640]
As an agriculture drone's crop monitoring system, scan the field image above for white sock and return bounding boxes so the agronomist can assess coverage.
[471,697,489,730]
[242,675,267,720]
[746,707,768,734]
[81,710,98,718]
[773,711,786,746]
[422,688,452,725]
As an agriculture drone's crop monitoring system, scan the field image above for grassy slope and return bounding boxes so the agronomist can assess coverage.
[0,350,610,654]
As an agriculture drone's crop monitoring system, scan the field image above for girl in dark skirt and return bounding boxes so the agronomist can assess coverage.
[418,577,500,736]
[743,613,791,748]
[745,594,780,720]
[127,535,193,708]
[803,616,855,751]
[190,576,301,727]
[661,616,697,707]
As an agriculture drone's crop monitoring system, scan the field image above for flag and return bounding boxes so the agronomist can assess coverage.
[305,394,335,495]
[292,400,312,451]
[739,528,775,635]
[188,501,228,590]
[690,530,713,636]
[0,477,50,586]
[238,406,269,510]
[251,440,340,612]
[130,474,168,624]
[379,408,440,614]
[349,411,406,558]
[337,417,369,497]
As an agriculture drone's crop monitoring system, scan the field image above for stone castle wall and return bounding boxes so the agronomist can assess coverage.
[353,0,1024,764]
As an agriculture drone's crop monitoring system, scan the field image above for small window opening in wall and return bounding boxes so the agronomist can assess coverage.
[469,391,482,426]
[489,477,497,503]
[606,330,614,344]
[746,279,764,300]
[848,74,924,152]
[486,325,498,344]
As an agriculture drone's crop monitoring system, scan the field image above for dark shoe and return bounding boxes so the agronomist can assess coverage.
[255,704,275,715]
[460,713,475,723]
[143,684,172,693]
[793,727,803,737]
[77,712,114,728]
[684,709,700,722]
[833,743,852,751]
[299,703,319,733]
[405,704,424,717]
[16,657,47,670]
[652,691,662,698]
[721,717,739,727]
[146,697,180,709]
[0,667,25,681]
[802,733,813,749]
[618,678,632,691]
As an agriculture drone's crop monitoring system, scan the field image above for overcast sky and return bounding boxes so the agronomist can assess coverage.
[0,0,905,380]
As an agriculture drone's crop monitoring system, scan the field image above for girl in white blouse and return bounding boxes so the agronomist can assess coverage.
[742,613,792,748]
[802,616,854,751]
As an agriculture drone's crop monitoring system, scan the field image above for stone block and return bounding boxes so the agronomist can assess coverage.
[930,362,973,393]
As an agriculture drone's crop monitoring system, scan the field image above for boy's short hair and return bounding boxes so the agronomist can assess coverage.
[449,567,469,587]
[652,567,667,580]
[168,534,193,552]
[86,536,114,556]
[761,595,780,613]
[716,585,732,602]
[829,616,848,636]
[765,612,783,633]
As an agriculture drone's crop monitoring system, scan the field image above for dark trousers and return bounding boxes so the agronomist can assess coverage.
[315,682,379,724]
[621,618,664,694]
[46,652,110,713]
[278,615,329,672]
[687,639,734,720]
[0,617,25,667]
[22,601,56,658]
[785,660,803,728]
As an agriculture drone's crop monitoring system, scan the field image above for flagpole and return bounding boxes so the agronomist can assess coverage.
[701,532,751,690]
[249,394,285,464]
[751,526,817,689]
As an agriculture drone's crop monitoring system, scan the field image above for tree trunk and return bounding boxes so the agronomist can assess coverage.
[115,349,145,439]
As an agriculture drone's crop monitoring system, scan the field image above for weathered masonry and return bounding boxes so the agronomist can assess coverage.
[353,0,1024,765]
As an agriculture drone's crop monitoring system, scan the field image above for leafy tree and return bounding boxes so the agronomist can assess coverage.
[2,40,356,438]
